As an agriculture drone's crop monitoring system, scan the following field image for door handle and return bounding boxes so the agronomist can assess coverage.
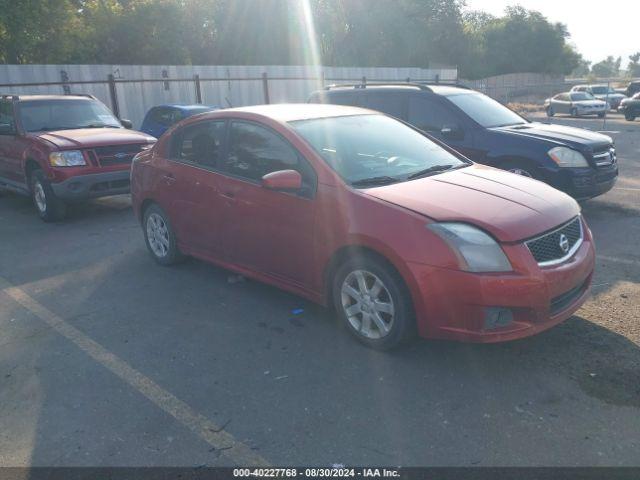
[162,174,176,185]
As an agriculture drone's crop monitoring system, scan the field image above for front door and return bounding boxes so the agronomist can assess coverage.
[217,120,317,288]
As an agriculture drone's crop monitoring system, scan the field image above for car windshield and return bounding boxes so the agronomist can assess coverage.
[446,92,527,128]
[290,114,467,187]
[571,92,594,101]
[18,99,122,132]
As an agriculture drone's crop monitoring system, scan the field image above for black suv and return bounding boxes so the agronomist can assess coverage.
[309,83,618,200]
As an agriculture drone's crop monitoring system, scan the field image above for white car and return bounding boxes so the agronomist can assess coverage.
[570,85,626,110]
[545,92,608,117]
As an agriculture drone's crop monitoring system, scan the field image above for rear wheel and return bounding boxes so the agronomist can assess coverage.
[143,203,184,265]
[570,107,578,117]
[332,254,415,350]
[30,170,66,222]
[597,112,605,118]
[625,111,637,121]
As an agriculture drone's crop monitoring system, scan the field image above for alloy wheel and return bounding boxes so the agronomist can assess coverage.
[341,269,395,339]
[33,181,47,213]
[146,213,170,258]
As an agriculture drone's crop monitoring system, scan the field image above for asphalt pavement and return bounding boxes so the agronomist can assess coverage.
[0,114,639,467]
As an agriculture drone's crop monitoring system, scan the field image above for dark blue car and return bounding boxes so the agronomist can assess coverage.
[309,84,618,200]
[140,104,219,138]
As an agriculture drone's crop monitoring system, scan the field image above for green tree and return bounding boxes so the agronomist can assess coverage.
[627,52,640,77]
[591,55,621,77]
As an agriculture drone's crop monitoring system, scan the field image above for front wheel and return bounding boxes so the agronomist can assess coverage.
[570,107,578,117]
[546,106,554,117]
[143,204,184,265]
[31,170,66,222]
[501,160,540,180]
[332,254,415,350]
[597,112,605,118]
[625,111,637,121]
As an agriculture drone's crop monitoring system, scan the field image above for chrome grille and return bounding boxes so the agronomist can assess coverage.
[525,217,583,266]
[92,144,145,167]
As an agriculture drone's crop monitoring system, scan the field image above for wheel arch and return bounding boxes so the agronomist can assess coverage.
[24,158,42,189]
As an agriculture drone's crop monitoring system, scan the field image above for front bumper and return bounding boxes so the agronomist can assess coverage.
[406,231,595,343]
[50,170,131,201]
[546,165,618,200]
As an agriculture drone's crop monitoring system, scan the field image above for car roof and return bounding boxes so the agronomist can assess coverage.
[219,103,374,122]
[158,104,217,110]
[14,95,95,102]
[321,84,471,97]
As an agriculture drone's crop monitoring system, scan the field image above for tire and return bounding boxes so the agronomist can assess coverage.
[30,170,66,222]
[625,111,636,121]
[570,107,578,117]
[597,112,605,118]
[143,203,184,266]
[500,160,540,180]
[332,253,415,350]
[546,106,554,117]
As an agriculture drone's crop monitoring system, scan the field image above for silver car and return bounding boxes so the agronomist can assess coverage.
[570,84,626,110]
[545,92,607,117]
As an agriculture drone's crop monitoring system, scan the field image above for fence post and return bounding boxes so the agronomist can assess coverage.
[107,74,120,118]
[262,72,270,104]
[194,74,202,104]
[321,71,325,88]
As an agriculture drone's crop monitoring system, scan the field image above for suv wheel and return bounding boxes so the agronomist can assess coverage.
[31,170,66,222]
[332,254,415,350]
[501,160,539,180]
[143,204,184,265]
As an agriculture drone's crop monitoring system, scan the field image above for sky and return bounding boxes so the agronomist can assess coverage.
[464,0,639,67]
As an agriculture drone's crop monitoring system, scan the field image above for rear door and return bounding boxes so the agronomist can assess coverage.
[0,100,25,186]
[159,119,228,256]
[217,120,317,287]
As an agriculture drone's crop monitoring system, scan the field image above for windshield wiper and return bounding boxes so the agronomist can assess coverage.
[407,164,455,180]
[351,176,399,187]
[76,123,114,129]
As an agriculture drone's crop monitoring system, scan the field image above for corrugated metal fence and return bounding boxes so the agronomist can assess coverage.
[0,64,457,128]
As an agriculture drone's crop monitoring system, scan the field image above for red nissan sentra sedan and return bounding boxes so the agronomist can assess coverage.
[130,104,595,350]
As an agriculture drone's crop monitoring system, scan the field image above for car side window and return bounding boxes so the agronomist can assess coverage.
[407,96,459,133]
[0,101,16,134]
[171,120,225,169]
[151,107,178,127]
[224,121,316,196]
[362,94,406,119]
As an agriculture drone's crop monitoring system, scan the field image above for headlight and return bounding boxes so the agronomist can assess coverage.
[548,147,588,168]
[49,150,86,167]
[427,223,512,272]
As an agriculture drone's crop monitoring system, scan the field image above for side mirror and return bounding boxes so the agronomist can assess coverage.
[0,124,16,135]
[441,124,464,140]
[120,119,133,129]
[261,169,302,191]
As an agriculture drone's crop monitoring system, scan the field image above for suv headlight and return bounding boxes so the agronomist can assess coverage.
[427,223,512,272]
[49,150,86,167]
[548,147,588,168]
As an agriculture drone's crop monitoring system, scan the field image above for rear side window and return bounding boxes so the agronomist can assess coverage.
[171,120,225,168]
[362,93,406,119]
[407,96,459,133]
[151,107,181,126]
[315,92,362,107]
[0,101,16,133]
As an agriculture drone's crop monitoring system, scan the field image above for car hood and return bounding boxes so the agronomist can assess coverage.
[363,164,580,242]
[491,122,612,150]
[30,128,156,149]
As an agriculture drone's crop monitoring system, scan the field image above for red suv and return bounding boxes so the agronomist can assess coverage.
[0,94,156,221]
[131,104,595,350]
